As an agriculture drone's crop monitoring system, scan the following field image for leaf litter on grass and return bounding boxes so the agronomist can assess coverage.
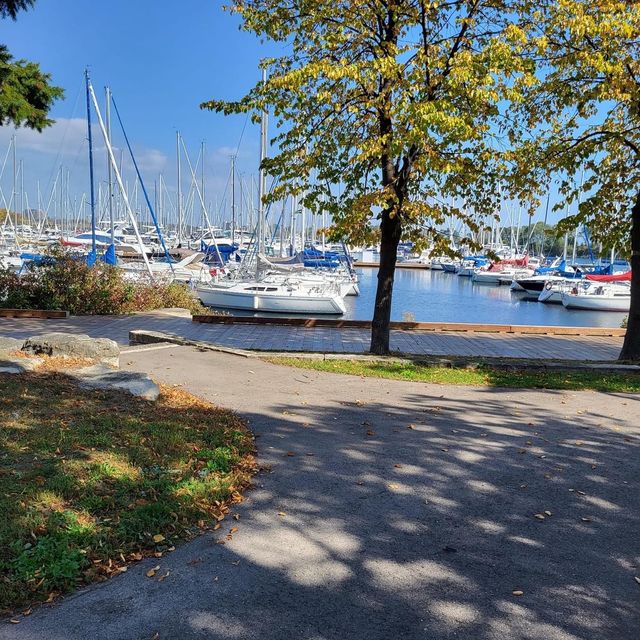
[0,372,256,615]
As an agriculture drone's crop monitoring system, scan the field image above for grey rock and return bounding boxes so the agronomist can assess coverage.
[22,333,119,366]
[0,336,24,354]
[0,356,42,374]
[67,364,160,400]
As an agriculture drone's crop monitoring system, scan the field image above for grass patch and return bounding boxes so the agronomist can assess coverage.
[0,373,255,615]
[268,357,640,393]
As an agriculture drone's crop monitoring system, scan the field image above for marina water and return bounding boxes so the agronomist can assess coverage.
[227,267,626,327]
[343,268,625,327]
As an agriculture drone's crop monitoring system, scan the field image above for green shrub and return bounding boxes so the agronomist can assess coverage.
[0,249,212,315]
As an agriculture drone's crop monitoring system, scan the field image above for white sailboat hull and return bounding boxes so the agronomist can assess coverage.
[537,288,563,304]
[197,283,346,314]
[471,271,503,285]
[561,292,630,312]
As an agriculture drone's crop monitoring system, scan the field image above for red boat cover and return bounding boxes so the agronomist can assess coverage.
[585,271,631,282]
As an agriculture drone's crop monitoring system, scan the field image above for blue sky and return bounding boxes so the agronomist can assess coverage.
[1,0,271,222]
[1,1,567,232]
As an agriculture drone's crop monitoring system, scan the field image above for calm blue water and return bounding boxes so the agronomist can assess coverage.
[224,267,625,327]
[341,268,624,327]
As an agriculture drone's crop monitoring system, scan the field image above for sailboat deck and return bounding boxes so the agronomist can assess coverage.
[0,312,625,361]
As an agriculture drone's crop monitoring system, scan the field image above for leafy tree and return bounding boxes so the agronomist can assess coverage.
[202,0,535,354]
[0,0,63,131]
[0,0,34,19]
[513,0,640,360]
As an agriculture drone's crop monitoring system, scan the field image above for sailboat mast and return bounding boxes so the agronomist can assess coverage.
[231,154,236,246]
[12,134,17,216]
[257,68,268,276]
[85,69,97,254]
[87,81,154,277]
[176,131,183,245]
[20,159,24,223]
[105,86,115,243]
[201,141,206,231]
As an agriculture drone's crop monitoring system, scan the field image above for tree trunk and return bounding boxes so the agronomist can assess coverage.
[619,191,640,361]
[370,210,402,354]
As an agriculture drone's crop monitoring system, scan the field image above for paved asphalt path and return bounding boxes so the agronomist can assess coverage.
[2,345,639,640]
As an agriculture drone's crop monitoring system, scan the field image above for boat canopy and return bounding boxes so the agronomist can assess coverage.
[585,271,631,282]
[258,253,305,273]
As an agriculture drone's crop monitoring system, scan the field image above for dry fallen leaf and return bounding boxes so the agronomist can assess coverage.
[152,534,165,543]
[277,511,287,517]
[634,576,640,586]
[158,571,170,582]
[146,565,160,578]
[534,513,546,520]
[9,619,20,624]
[230,527,239,534]
[512,590,524,597]
[233,514,240,521]
[366,430,375,436]
[544,510,552,517]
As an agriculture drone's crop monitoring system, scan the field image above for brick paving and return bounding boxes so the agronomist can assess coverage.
[0,312,625,361]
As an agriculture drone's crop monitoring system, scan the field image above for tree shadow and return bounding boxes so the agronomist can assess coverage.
[193,388,638,639]
[3,363,638,640]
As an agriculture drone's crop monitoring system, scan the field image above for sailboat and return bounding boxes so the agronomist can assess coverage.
[561,280,631,312]
[196,70,347,315]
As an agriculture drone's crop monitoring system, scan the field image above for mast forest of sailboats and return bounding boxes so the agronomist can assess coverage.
[196,70,349,315]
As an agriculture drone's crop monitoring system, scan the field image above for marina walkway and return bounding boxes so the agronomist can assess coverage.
[0,312,625,361]
[2,346,638,639]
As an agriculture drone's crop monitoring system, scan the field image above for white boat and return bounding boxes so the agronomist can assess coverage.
[473,267,534,285]
[193,81,348,317]
[0,251,23,272]
[196,279,346,314]
[257,254,359,297]
[61,231,154,255]
[120,252,213,284]
[537,278,577,304]
[561,283,631,312]
[457,262,478,277]
[512,275,572,298]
